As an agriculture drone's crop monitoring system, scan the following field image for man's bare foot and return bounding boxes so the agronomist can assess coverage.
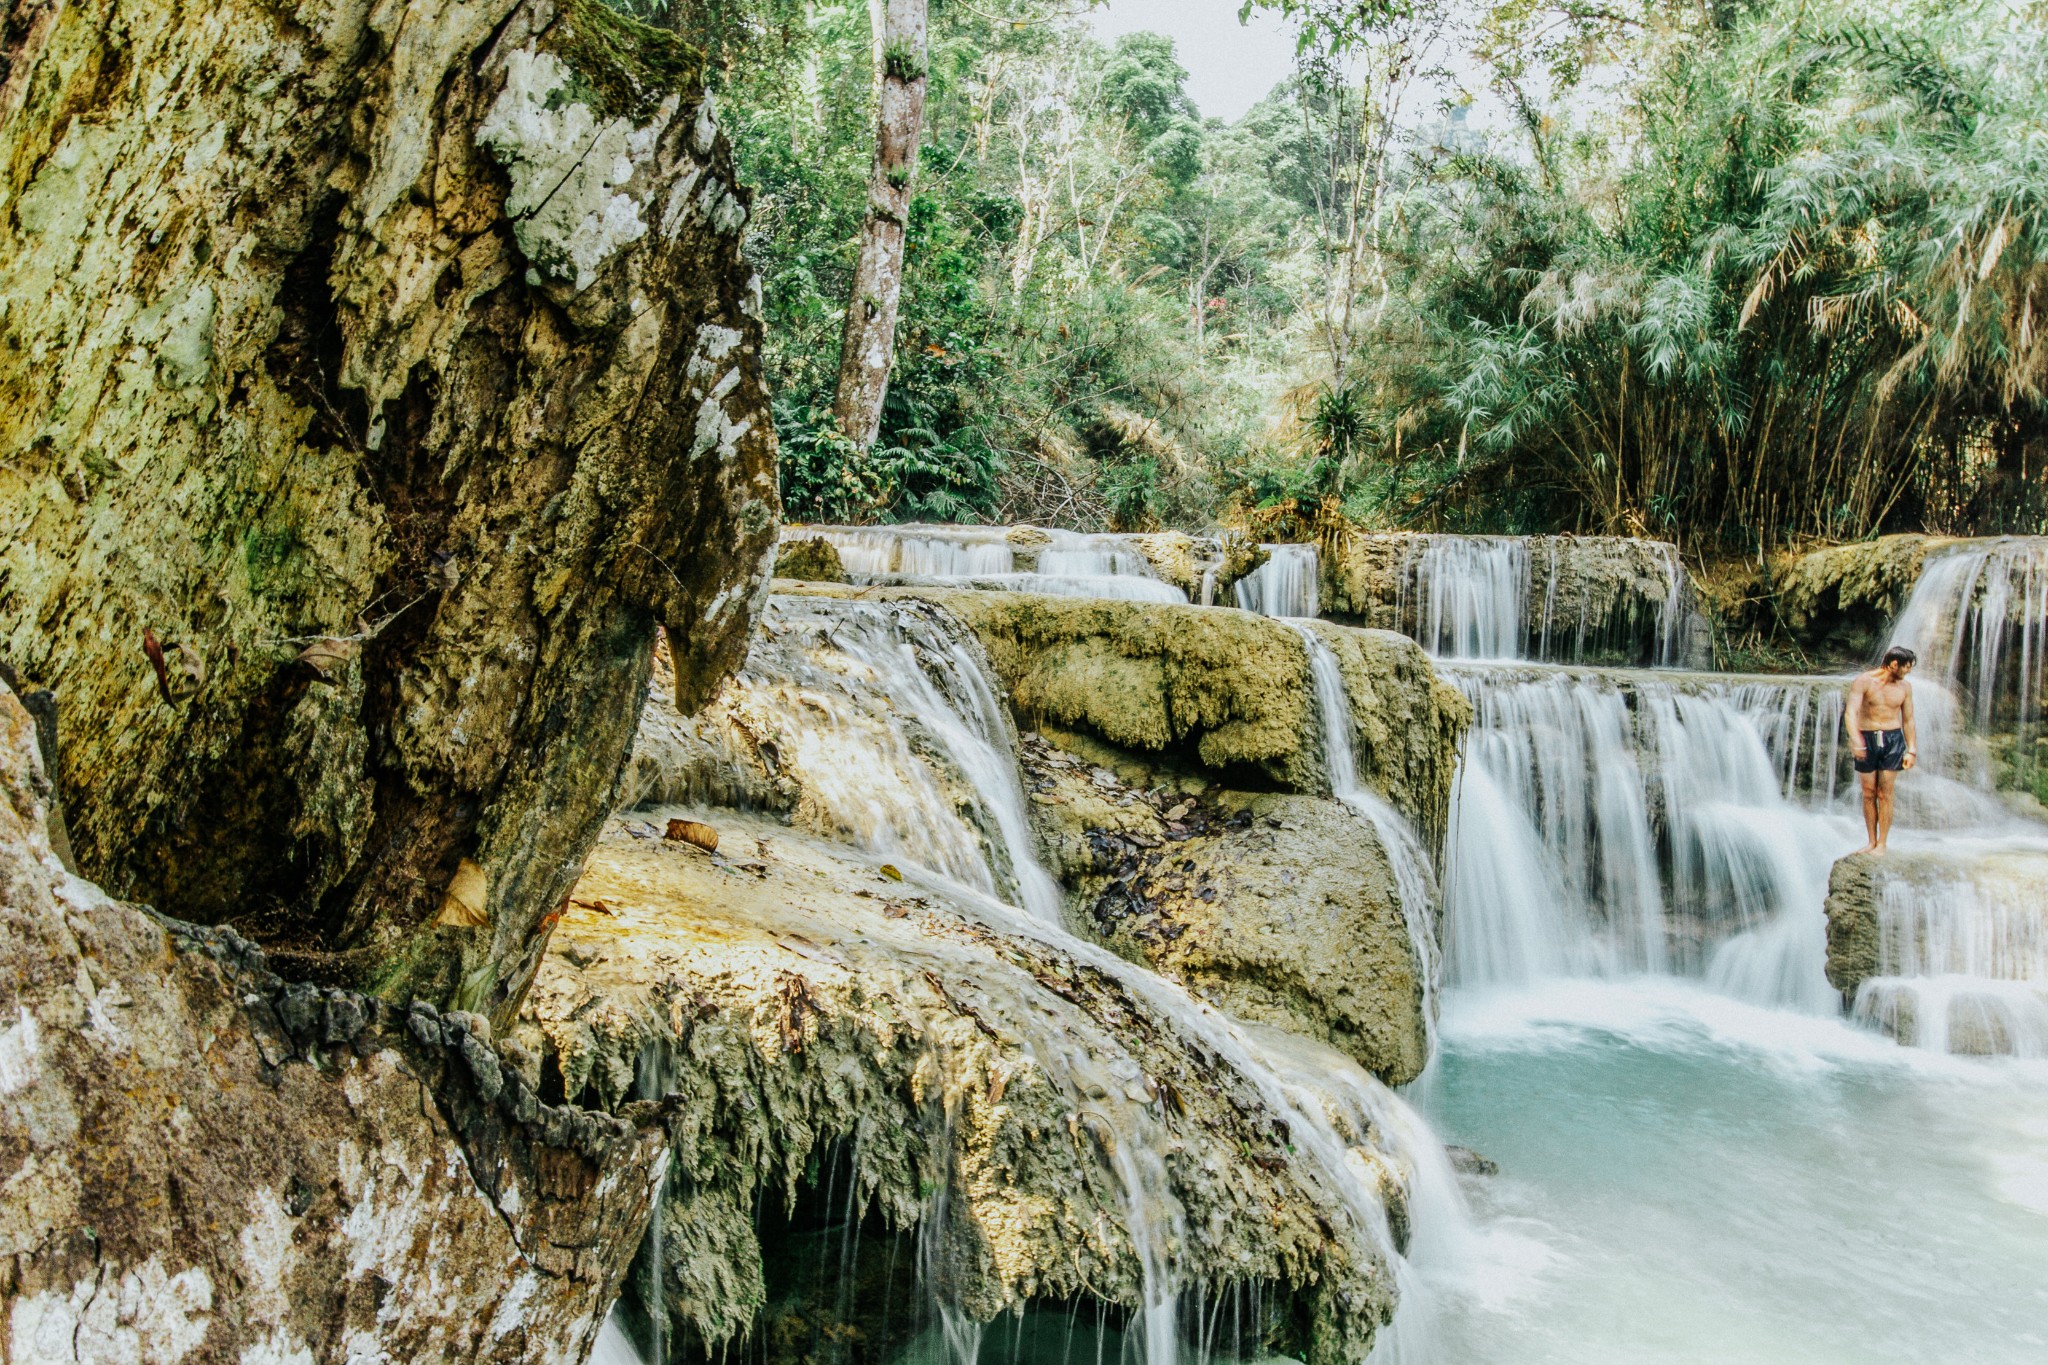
[1871,843,1889,855]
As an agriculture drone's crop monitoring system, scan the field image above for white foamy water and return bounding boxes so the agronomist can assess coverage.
[1440,663,1856,1006]
[1889,537,2048,729]
[1407,979,2048,1363]
[783,525,1191,604]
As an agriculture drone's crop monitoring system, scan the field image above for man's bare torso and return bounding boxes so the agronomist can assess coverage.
[1852,670,1911,729]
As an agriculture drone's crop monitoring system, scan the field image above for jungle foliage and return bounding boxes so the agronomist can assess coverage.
[612,0,2048,550]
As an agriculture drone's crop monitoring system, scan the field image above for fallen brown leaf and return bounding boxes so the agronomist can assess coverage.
[665,818,718,852]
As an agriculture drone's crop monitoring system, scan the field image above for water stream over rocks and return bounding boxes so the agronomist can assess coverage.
[650,526,2048,1363]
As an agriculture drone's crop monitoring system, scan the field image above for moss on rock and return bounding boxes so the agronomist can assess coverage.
[520,811,1406,1362]
[1021,737,1430,1084]
[773,537,849,583]
[0,0,779,1025]
[1773,536,1936,664]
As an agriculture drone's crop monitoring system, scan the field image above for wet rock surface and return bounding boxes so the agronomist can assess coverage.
[1019,735,1431,1085]
[1774,536,1936,665]
[0,682,667,1363]
[0,0,778,1024]
[519,809,1405,1363]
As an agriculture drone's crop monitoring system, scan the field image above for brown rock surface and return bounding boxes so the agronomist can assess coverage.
[0,0,778,1024]
[0,681,667,1363]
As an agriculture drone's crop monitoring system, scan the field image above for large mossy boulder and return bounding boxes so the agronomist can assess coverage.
[0,0,779,1024]
[862,589,1467,841]
[1020,736,1431,1083]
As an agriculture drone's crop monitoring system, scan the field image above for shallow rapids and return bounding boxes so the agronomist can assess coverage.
[1407,979,2048,1363]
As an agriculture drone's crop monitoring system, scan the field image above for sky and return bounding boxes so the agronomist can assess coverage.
[1086,0,1300,123]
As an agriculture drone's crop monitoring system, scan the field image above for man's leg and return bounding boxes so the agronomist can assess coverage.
[1860,771,1880,851]
[1874,769,1899,851]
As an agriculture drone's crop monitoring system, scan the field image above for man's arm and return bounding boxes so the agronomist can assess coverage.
[1845,676,1866,756]
[1902,684,1917,769]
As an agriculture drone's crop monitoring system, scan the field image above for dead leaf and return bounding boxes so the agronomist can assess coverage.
[665,819,717,852]
[882,903,910,919]
[878,864,903,882]
[776,972,812,1052]
[142,628,174,706]
[776,933,833,963]
[296,637,358,682]
[435,858,489,928]
[570,897,616,917]
[987,1065,1010,1106]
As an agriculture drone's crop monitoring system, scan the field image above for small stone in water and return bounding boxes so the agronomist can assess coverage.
[1446,1145,1498,1176]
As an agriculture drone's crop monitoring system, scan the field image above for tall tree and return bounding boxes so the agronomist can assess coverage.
[834,0,930,446]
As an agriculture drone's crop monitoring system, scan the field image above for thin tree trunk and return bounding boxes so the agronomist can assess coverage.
[833,0,928,447]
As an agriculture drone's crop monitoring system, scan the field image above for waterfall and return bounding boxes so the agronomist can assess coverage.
[1440,664,1851,1007]
[1403,537,1528,660]
[1378,534,1699,666]
[784,525,1190,603]
[1236,544,1320,618]
[715,593,1444,1362]
[1887,536,2048,730]
[1847,847,2048,1057]
[1289,622,1442,1049]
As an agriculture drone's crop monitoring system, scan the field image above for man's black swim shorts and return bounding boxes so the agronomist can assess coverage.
[1855,728,1906,773]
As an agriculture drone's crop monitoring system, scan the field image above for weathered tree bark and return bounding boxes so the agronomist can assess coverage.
[0,0,780,1030]
[832,0,929,446]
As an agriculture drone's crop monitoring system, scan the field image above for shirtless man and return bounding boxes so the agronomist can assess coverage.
[1844,645,1918,853]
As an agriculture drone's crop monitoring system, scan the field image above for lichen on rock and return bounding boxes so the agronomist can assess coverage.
[1775,536,1937,664]
[1019,736,1431,1084]
[0,680,668,1362]
[0,0,779,1027]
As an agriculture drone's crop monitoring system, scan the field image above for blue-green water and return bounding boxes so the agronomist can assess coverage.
[1406,981,2048,1364]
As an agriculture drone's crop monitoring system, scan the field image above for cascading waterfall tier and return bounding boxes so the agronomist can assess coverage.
[631,591,1457,1364]
[1887,536,2048,731]
[782,524,1192,603]
[1837,845,2048,1057]
[1441,662,1853,1009]
[1235,544,1321,618]
[1324,531,1708,667]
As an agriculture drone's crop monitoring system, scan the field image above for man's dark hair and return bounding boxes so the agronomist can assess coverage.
[1882,645,1918,668]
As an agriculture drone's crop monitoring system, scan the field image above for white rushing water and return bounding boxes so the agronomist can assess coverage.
[1439,663,1854,1007]
[1235,544,1320,618]
[1389,535,1697,666]
[1888,536,2048,729]
[1290,621,1443,1049]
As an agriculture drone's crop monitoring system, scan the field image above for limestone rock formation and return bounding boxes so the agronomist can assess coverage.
[0,0,779,1026]
[518,809,1406,1365]
[0,681,668,1363]
[1775,536,1935,664]
[772,537,849,582]
[625,592,1461,1085]
[1823,853,1882,1002]
[893,589,1466,838]
[1020,737,1430,1083]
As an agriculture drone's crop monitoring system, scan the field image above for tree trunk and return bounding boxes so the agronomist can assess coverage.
[834,0,928,447]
